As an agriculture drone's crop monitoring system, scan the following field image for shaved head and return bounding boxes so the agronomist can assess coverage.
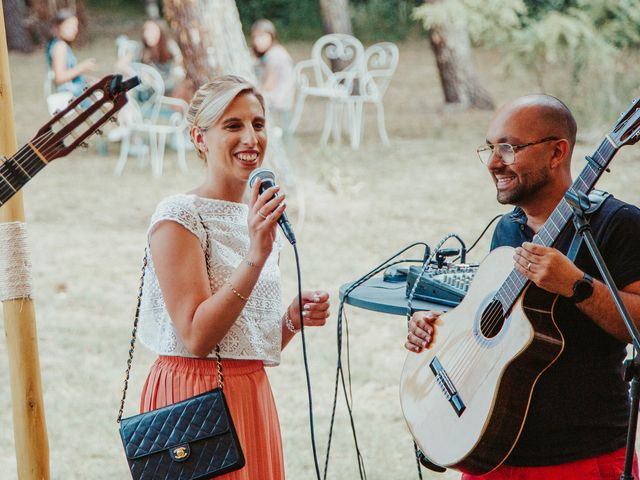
[498,94,577,154]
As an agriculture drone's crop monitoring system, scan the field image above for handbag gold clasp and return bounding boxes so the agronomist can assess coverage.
[171,445,190,461]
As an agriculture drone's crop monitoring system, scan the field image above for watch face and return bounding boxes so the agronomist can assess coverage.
[572,276,594,303]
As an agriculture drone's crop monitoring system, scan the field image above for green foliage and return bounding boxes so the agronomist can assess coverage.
[412,0,526,47]
[575,0,640,48]
[236,0,324,41]
[86,0,145,15]
[351,0,422,42]
[237,0,421,42]
[412,0,640,126]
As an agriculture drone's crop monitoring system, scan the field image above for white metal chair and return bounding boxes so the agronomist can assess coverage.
[113,62,189,177]
[289,34,365,144]
[43,69,73,116]
[116,35,142,63]
[342,42,399,149]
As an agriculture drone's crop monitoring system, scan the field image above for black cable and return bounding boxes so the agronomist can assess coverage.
[466,214,503,255]
[450,214,503,264]
[413,442,424,480]
[323,242,430,480]
[293,243,322,480]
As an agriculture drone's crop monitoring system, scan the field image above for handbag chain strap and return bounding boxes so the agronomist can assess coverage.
[117,214,223,424]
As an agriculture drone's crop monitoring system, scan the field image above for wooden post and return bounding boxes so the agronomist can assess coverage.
[0,2,51,479]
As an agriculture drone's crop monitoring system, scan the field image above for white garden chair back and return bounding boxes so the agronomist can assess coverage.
[289,34,365,137]
[113,62,189,177]
[346,41,400,148]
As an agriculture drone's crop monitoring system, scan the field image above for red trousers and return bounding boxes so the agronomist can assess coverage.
[461,447,638,480]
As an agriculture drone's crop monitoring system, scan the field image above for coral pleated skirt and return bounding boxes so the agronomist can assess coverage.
[140,356,285,480]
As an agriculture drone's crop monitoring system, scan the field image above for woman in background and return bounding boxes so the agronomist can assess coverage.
[46,9,97,97]
[140,18,193,102]
[250,19,295,137]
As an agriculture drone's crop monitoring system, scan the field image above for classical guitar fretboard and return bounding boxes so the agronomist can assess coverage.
[0,142,50,206]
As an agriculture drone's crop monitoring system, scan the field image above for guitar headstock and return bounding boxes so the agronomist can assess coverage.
[610,97,640,147]
[32,74,140,161]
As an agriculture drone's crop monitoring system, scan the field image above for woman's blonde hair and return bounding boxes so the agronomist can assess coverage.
[187,75,265,160]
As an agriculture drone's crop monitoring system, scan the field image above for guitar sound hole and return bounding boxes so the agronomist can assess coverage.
[480,300,505,339]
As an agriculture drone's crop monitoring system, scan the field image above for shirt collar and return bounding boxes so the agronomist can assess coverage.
[509,206,528,225]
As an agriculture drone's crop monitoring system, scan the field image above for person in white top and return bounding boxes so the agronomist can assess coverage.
[137,75,329,479]
[251,19,295,139]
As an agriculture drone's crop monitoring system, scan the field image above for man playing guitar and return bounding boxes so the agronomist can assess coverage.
[406,94,640,479]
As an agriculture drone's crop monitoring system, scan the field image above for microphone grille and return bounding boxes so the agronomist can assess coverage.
[248,168,275,188]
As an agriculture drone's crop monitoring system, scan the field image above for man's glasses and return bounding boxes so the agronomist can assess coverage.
[476,136,560,165]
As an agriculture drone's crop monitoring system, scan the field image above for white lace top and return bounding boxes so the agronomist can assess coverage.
[138,194,284,366]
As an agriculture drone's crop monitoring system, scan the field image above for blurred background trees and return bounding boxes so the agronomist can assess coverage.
[4,0,640,122]
[413,0,640,122]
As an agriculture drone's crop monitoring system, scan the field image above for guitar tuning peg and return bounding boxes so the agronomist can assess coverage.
[109,116,119,125]
[79,142,89,149]
[95,128,104,136]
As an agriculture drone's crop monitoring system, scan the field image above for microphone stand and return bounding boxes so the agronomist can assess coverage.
[564,190,640,480]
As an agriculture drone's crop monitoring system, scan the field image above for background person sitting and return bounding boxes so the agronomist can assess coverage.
[139,19,193,103]
[46,9,97,98]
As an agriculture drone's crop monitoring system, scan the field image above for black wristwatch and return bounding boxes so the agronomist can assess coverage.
[568,272,594,303]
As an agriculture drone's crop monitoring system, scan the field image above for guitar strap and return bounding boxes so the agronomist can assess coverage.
[566,189,611,262]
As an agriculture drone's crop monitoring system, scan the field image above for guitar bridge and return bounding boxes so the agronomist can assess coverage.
[430,356,466,417]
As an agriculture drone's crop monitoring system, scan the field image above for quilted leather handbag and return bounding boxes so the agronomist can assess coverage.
[117,217,245,479]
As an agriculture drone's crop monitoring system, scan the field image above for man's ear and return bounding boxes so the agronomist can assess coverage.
[550,138,571,170]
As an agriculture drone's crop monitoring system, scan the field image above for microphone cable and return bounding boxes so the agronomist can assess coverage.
[292,242,322,480]
[323,242,430,480]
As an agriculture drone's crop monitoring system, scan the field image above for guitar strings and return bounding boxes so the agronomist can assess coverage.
[0,129,57,200]
[0,96,113,201]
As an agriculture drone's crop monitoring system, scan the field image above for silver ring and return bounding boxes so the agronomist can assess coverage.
[258,210,268,219]
[527,262,532,271]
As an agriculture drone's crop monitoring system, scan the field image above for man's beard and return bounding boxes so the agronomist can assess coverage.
[496,167,550,205]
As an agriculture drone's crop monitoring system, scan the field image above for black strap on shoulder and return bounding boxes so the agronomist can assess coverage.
[566,189,611,261]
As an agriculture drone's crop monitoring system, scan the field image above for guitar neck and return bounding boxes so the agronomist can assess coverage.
[495,137,618,310]
[0,142,50,206]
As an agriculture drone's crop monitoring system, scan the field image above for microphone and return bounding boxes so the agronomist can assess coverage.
[248,168,296,245]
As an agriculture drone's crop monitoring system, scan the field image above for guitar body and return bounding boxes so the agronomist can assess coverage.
[400,247,565,474]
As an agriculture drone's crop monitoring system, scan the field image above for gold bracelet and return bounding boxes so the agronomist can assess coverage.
[226,280,249,302]
[244,258,262,268]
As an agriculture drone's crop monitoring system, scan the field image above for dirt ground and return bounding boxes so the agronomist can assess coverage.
[1,22,640,480]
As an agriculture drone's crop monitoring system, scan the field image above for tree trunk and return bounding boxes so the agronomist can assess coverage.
[24,0,88,46]
[4,0,34,52]
[319,0,353,72]
[163,1,212,88]
[319,0,352,35]
[426,1,494,110]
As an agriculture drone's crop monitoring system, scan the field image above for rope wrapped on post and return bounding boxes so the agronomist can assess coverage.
[0,221,33,300]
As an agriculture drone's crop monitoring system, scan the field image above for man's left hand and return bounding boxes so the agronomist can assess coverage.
[514,242,583,298]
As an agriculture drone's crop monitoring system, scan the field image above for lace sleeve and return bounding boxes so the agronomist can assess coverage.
[147,194,206,248]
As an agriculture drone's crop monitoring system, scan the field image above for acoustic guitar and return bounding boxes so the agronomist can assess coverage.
[0,74,138,206]
[399,98,640,475]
